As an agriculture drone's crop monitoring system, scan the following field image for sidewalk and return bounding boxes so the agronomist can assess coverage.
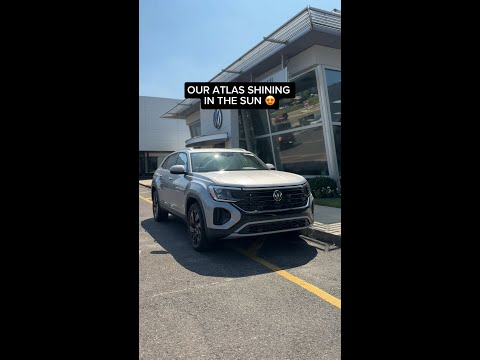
[139,179,151,187]
[139,180,341,246]
[307,205,341,247]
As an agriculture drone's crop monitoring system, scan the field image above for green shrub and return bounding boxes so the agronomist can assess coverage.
[307,176,340,199]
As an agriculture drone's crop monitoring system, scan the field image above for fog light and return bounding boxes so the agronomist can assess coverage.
[213,208,231,225]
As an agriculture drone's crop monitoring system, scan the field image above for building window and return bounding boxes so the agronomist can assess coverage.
[139,152,146,176]
[325,68,341,176]
[239,108,270,137]
[146,152,169,174]
[325,69,341,123]
[272,126,329,176]
[269,69,321,133]
[239,140,247,150]
[333,125,341,176]
[238,108,271,154]
[139,151,169,176]
[189,121,201,137]
[236,69,327,176]
[252,137,274,165]
[147,156,159,174]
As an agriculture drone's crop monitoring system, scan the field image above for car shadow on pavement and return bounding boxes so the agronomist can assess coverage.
[141,216,318,278]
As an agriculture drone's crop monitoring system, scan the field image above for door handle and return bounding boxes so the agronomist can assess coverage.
[168,177,173,180]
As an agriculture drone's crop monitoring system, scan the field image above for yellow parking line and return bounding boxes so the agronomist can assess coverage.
[246,238,264,255]
[233,246,341,309]
[138,194,340,308]
[139,195,152,204]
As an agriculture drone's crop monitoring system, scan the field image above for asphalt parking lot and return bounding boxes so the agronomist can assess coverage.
[139,185,341,359]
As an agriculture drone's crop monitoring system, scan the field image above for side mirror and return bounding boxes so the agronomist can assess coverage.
[170,164,186,174]
[266,163,275,170]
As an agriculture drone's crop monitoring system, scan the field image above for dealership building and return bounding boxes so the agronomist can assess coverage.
[139,96,190,177]
[161,7,341,183]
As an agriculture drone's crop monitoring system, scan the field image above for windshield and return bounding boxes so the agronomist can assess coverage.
[191,152,268,172]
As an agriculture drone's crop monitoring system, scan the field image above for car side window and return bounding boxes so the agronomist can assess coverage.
[162,154,178,170]
[176,153,189,171]
[160,155,169,169]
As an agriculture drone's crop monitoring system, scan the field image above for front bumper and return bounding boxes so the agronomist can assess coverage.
[204,194,314,240]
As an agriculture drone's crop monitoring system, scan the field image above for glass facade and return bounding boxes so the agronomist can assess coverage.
[139,151,170,177]
[139,152,146,176]
[325,69,341,123]
[325,68,341,177]
[189,121,201,137]
[333,125,341,175]
[238,109,274,165]
[252,137,275,165]
[269,70,321,132]
[272,126,328,175]
[238,67,332,177]
[180,66,341,180]
[239,108,270,137]
[147,156,159,174]
[239,139,247,150]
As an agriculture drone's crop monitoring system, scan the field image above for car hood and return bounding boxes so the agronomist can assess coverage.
[198,170,306,187]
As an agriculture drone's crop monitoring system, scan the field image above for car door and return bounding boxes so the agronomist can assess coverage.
[156,153,178,209]
[169,152,190,214]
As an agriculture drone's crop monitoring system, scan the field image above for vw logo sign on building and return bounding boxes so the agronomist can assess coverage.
[273,190,283,202]
[213,109,223,129]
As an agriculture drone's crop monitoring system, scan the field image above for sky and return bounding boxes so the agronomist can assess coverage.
[139,0,341,100]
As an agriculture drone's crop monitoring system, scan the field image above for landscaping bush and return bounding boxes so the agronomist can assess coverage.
[307,176,341,199]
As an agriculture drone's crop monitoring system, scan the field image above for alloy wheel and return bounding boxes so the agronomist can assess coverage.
[153,193,158,218]
[189,209,201,246]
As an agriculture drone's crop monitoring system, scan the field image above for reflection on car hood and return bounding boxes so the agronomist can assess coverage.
[197,170,306,187]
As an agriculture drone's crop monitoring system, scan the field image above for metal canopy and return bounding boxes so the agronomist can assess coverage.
[161,98,200,118]
[185,132,229,146]
[160,6,340,119]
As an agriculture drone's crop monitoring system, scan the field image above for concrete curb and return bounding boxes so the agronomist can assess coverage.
[139,181,341,246]
[303,227,341,247]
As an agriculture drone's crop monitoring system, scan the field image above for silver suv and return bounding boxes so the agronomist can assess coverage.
[151,148,314,251]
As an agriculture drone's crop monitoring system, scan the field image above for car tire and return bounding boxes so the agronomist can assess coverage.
[152,190,168,222]
[188,202,210,252]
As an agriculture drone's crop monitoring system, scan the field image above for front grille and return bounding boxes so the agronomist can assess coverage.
[231,187,308,212]
[238,218,310,234]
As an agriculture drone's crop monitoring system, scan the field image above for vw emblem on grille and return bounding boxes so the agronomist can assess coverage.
[273,190,283,202]
[213,109,223,129]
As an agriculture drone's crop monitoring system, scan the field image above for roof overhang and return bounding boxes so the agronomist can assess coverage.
[234,28,340,82]
[161,6,340,119]
[161,98,200,119]
[185,132,229,146]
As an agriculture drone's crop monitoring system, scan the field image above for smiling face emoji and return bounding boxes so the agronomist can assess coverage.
[265,95,275,106]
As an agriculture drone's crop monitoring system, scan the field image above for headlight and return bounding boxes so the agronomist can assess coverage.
[303,182,311,196]
[208,186,241,202]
